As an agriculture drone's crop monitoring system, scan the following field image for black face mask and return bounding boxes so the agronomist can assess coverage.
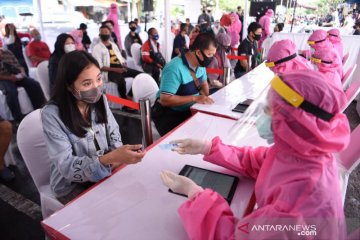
[196,50,213,67]
[253,32,261,41]
[99,34,110,41]
[130,27,136,32]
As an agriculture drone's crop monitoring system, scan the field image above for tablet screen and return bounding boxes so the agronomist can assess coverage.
[170,165,239,204]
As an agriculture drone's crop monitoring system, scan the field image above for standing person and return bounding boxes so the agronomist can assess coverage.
[354,22,360,35]
[237,6,244,40]
[0,118,15,181]
[227,13,242,52]
[207,9,215,24]
[107,3,122,48]
[3,24,28,75]
[234,22,262,78]
[197,8,211,24]
[48,33,76,89]
[0,48,46,123]
[185,18,194,36]
[189,25,200,47]
[69,29,84,51]
[124,21,143,57]
[327,28,344,59]
[161,70,349,240]
[42,51,145,204]
[258,9,274,48]
[92,25,142,100]
[171,23,188,59]
[134,18,141,34]
[26,29,51,67]
[141,28,166,84]
[79,23,91,51]
[152,33,215,136]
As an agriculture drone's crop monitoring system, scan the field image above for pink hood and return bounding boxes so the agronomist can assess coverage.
[107,3,122,48]
[270,70,349,158]
[267,39,313,74]
[228,13,241,47]
[327,28,344,59]
[308,29,333,51]
[313,47,344,86]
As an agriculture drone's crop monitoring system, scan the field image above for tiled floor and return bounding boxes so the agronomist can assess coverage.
[1,104,360,239]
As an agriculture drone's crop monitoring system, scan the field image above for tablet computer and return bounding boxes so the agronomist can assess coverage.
[232,99,254,113]
[169,165,239,204]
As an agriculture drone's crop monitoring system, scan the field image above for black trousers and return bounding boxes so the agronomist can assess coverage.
[0,77,45,121]
[142,63,161,85]
[152,101,192,136]
[108,68,142,99]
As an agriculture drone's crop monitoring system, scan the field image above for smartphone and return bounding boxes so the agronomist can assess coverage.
[232,99,253,113]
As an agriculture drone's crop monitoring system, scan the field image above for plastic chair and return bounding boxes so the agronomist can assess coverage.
[17,87,34,114]
[132,73,159,107]
[22,46,37,80]
[336,123,360,205]
[342,64,357,90]
[342,52,349,65]
[105,78,133,109]
[130,43,143,71]
[36,61,51,100]
[343,74,360,112]
[17,109,63,218]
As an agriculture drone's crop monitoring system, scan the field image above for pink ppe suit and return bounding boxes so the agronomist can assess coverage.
[328,28,344,59]
[107,3,122,48]
[313,48,343,89]
[258,9,273,48]
[267,39,313,74]
[228,13,242,48]
[178,70,350,240]
[308,29,334,52]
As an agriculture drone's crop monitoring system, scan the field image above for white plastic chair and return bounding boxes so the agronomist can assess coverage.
[130,43,143,71]
[36,61,51,100]
[336,124,360,205]
[17,109,63,218]
[105,78,133,109]
[343,74,360,112]
[342,52,349,65]
[342,64,357,90]
[22,46,37,80]
[132,73,159,107]
[17,87,34,114]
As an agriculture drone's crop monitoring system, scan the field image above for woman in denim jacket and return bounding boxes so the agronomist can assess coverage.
[42,51,146,203]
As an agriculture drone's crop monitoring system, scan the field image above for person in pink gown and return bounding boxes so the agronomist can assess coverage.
[327,28,344,59]
[161,69,350,240]
[227,13,241,50]
[258,9,273,48]
[107,3,122,48]
[266,39,313,74]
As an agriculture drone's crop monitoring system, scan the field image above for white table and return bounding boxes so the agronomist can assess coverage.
[42,112,269,240]
[191,63,274,120]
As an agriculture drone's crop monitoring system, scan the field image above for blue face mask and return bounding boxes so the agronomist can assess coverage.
[153,34,159,40]
[256,113,274,144]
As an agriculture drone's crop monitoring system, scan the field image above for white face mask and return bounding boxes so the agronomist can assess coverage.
[64,44,76,53]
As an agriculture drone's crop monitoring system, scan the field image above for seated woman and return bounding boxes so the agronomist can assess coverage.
[311,47,343,90]
[266,39,313,74]
[48,33,76,90]
[327,28,344,59]
[41,51,146,204]
[161,70,349,239]
[207,29,231,91]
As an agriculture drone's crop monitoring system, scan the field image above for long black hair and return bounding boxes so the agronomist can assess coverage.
[4,24,21,46]
[51,33,75,60]
[51,51,107,138]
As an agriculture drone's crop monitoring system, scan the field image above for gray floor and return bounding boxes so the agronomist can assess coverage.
[1,104,359,239]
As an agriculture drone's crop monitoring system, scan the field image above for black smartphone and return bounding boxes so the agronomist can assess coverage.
[232,99,254,113]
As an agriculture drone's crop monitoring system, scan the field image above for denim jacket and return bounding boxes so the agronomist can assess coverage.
[41,96,122,197]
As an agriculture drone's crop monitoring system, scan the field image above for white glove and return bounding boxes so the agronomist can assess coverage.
[160,170,203,198]
[170,139,212,155]
[211,80,223,88]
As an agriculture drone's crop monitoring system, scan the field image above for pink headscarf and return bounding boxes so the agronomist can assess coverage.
[308,29,333,51]
[265,9,274,17]
[107,3,122,48]
[267,39,313,74]
[327,28,344,59]
[312,48,343,88]
[69,29,84,51]
[228,13,241,47]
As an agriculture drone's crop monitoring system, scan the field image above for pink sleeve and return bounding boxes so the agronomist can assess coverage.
[203,137,268,179]
[264,18,271,36]
[178,189,237,240]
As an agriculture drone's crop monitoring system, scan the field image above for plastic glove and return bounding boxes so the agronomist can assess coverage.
[160,170,203,198]
[170,139,212,155]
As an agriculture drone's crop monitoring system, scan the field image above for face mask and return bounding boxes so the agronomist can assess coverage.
[72,84,104,104]
[64,44,76,53]
[196,50,214,67]
[225,46,231,54]
[256,113,274,144]
[253,33,261,41]
[33,35,41,41]
[130,26,136,32]
[153,34,159,41]
[99,34,110,41]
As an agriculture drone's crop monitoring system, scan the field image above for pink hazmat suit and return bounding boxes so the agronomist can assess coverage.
[267,39,313,74]
[327,28,344,60]
[107,3,122,48]
[178,70,350,240]
[308,29,334,52]
[228,13,242,48]
[69,29,84,51]
[258,9,273,48]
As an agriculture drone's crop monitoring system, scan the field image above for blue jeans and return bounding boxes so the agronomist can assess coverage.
[0,77,45,121]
